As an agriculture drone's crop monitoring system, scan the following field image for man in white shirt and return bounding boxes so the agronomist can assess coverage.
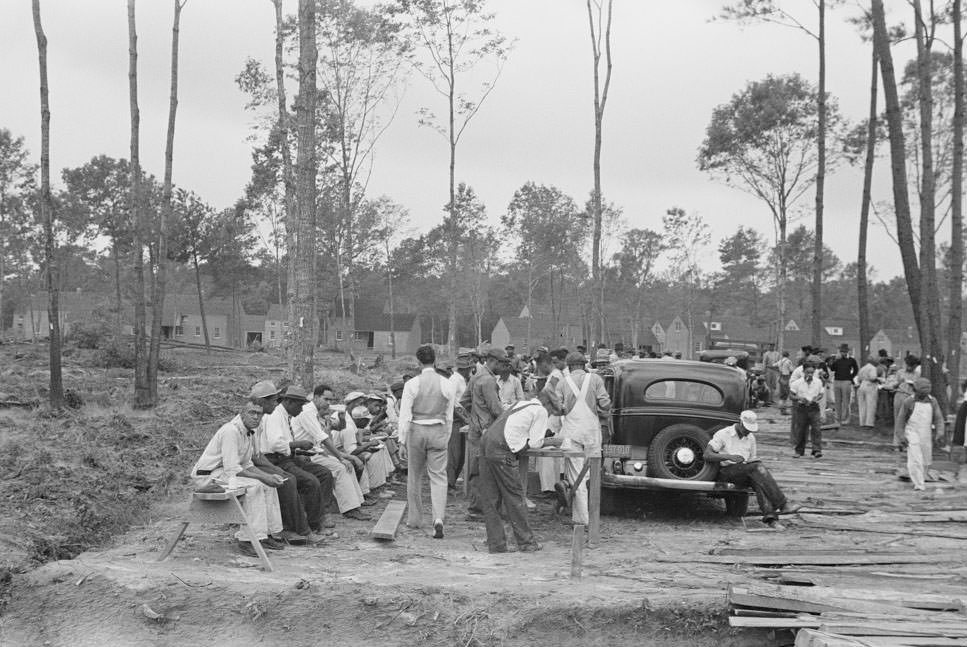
[190,399,287,555]
[704,410,799,529]
[290,384,373,521]
[479,390,561,553]
[790,365,826,458]
[496,360,525,410]
[399,344,456,538]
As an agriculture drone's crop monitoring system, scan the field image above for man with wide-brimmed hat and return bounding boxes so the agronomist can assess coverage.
[258,383,336,536]
[704,410,800,529]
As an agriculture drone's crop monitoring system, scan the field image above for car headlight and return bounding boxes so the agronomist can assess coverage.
[632,461,644,472]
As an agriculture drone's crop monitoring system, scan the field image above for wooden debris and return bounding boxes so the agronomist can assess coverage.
[674,551,942,566]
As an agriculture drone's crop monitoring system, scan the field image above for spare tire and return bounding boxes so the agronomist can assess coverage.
[646,424,717,481]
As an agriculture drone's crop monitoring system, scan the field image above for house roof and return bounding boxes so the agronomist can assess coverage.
[499,316,577,340]
[26,290,109,314]
[163,294,238,319]
[707,316,774,343]
[267,303,285,321]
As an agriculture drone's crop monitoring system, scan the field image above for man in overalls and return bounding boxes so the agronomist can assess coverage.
[479,390,561,553]
[549,352,611,526]
[895,377,944,491]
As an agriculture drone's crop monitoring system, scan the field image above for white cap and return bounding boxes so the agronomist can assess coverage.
[739,410,758,432]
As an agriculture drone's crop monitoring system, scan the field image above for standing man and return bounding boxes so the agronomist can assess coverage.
[460,347,506,520]
[830,344,859,425]
[855,356,882,430]
[762,344,780,400]
[399,344,456,538]
[535,347,568,497]
[790,365,825,458]
[260,386,337,536]
[549,351,611,526]
[704,410,799,529]
[447,354,473,491]
[777,351,794,414]
[895,377,945,491]
[479,390,561,553]
[496,359,525,410]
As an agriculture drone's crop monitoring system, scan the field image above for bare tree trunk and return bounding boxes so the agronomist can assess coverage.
[776,209,787,354]
[292,0,317,386]
[811,0,826,347]
[32,0,63,408]
[127,0,150,408]
[858,46,878,360]
[445,24,458,357]
[192,248,210,351]
[586,0,613,345]
[272,0,298,375]
[912,0,947,409]
[112,240,123,338]
[948,0,964,400]
[148,0,184,404]
[385,238,396,359]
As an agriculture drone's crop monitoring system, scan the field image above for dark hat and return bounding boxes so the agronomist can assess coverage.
[839,343,850,351]
[390,381,405,394]
[485,347,507,361]
[565,352,586,366]
[281,385,309,402]
[456,355,474,369]
[505,344,515,350]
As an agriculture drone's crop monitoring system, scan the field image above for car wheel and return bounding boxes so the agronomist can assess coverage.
[646,424,717,481]
[724,492,750,518]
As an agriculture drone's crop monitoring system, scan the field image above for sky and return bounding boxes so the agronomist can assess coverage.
[0,0,935,281]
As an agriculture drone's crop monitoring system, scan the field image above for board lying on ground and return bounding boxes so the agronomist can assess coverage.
[371,500,406,540]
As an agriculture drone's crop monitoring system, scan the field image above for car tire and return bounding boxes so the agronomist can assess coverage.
[646,424,717,481]
[724,492,750,518]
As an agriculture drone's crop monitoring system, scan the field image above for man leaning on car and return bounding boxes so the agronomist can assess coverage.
[703,410,800,530]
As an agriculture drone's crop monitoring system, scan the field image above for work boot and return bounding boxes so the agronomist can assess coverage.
[343,508,372,521]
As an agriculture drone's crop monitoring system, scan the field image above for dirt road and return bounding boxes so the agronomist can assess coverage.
[1,346,965,646]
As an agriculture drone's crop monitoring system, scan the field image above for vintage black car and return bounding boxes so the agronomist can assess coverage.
[599,358,752,515]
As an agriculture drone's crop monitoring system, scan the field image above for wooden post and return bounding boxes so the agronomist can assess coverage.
[570,524,585,578]
[588,451,601,546]
[156,521,189,562]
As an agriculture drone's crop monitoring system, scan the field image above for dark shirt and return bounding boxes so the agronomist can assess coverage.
[830,356,859,381]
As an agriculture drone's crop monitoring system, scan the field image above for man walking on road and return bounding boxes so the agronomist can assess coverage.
[830,344,859,425]
[399,344,456,538]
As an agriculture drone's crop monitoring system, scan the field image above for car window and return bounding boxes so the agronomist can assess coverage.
[644,380,723,405]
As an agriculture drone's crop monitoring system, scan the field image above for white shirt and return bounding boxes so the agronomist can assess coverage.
[501,400,549,453]
[398,367,456,443]
[192,415,254,478]
[449,371,467,405]
[258,405,295,456]
[790,376,825,403]
[708,424,757,466]
[291,401,329,446]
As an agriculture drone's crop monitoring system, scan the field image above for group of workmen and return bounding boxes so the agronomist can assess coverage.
[190,343,613,555]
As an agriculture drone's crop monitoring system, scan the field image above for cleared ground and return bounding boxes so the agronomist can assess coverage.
[0,344,964,647]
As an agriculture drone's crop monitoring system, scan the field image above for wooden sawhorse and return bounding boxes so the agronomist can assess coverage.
[156,488,273,571]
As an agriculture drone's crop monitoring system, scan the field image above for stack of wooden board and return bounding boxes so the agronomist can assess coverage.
[728,582,967,646]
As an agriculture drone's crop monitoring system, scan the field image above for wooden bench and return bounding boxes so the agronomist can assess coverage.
[156,488,273,571]
[371,500,407,540]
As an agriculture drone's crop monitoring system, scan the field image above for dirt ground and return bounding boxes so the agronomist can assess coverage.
[1,344,965,647]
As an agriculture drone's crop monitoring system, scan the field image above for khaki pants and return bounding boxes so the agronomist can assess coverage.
[564,452,589,525]
[406,423,450,527]
[311,453,365,513]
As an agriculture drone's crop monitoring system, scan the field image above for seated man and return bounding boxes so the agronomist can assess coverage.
[704,410,800,529]
[290,384,373,521]
[190,399,287,556]
[343,391,395,491]
[751,376,771,408]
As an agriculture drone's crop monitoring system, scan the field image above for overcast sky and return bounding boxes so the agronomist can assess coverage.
[0,1,933,280]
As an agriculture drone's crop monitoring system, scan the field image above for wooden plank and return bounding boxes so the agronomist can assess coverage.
[794,630,866,647]
[672,553,941,566]
[570,524,584,579]
[729,616,822,628]
[740,584,941,618]
[371,500,407,540]
[730,591,839,614]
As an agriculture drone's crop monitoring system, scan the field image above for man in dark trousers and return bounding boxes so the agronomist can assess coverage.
[257,383,337,537]
[460,347,507,520]
[447,354,474,491]
[830,343,859,425]
[479,390,560,553]
[790,365,826,458]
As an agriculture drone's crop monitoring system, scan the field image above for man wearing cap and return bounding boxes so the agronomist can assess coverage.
[290,384,373,521]
[789,364,826,458]
[248,381,327,542]
[460,346,508,519]
[365,393,405,477]
[447,354,474,491]
[505,345,526,376]
[704,410,799,529]
[259,384,336,535]
[190,398,287,555]
[332,391,392,492]
[830,344,859,425]
[399,344,456,538]
[479,389,562,553]
[546,351,611,526]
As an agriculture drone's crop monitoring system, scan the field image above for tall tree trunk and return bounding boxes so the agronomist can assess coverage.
[912,0,947,409]
[292,0,317,387]
[127,0,150,408]
[858,46,878,360]
[948,0,964,401]
[586,0,613,346]
[811,0,826,347]
[272,0,298,375]
[872,0,925,365]
[112,239,123,339]
[446,27,458,357]
[148,0,183,405]
[191,248,210,352]
[32,0,63,408]
[385,239,396,359]
[776,207,787,354]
